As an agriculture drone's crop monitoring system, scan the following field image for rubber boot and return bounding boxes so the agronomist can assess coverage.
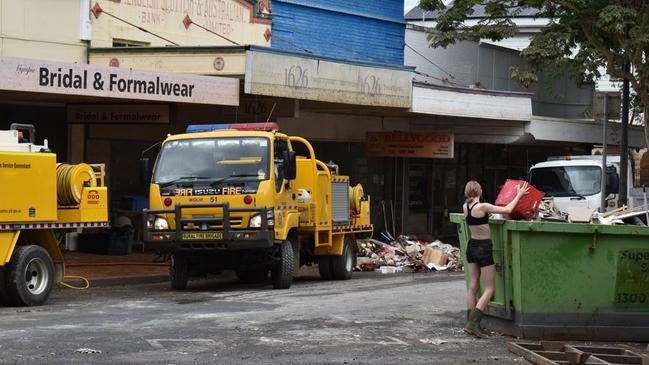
[464,308,488,339]
[467,308,488,335]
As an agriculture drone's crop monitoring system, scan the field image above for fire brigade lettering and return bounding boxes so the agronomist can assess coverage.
[173,187,240,196]
[221,187,241,195]
[175,188,193,196]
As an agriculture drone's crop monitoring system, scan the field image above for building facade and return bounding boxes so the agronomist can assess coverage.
[3,1,642,242]
[271,0,405,65]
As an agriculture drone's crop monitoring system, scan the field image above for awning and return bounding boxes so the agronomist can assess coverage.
[411,82,533,122]
[527,116,648,148]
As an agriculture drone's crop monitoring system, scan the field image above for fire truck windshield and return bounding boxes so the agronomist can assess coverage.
[153,137,270,186]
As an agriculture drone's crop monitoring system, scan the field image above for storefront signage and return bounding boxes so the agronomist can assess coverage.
[67,104,170,124]
[245,50,412,108]
[92,0,271,47]
[366,132,454,159]
[0,56,239,105]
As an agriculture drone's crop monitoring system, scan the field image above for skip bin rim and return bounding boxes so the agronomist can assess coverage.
[450,213,649,235]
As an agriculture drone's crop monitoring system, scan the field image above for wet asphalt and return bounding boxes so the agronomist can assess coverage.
[0,271,525,364]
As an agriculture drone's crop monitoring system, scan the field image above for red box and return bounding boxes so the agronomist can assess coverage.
[495,179,545,220]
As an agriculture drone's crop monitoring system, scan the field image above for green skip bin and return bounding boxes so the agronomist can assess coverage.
[450,213,649,340]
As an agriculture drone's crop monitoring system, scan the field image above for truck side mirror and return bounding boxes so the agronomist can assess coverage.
[139,158,152,185]
[606,167,619,195]
[283,151,297,180]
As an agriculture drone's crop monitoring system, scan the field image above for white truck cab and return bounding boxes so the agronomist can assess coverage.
[528,155,642,213]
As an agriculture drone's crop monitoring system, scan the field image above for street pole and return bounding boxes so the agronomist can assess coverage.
[601,97,608,213]
[619,64,630,207]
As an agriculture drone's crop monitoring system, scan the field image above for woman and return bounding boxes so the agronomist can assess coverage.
[462,180,528,338]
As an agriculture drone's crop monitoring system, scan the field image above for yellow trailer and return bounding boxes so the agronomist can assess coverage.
[142,123,372,290]
[0,124,108,306]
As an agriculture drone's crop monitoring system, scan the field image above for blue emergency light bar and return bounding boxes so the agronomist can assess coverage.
[186,122,279,133]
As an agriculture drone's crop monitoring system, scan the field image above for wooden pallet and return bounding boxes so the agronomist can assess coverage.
[508,341,649,365]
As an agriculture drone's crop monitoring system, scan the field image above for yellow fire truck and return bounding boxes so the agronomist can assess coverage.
[142,123,372,289]
[0,124,108,306]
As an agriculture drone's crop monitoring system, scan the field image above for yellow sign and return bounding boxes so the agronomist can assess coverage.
[182,232,224,240]
[366,132,454,159]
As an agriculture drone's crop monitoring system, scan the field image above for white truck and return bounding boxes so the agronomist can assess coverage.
[528,155,645,213]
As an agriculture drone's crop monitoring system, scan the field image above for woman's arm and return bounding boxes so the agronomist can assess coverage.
[482,182,529,215]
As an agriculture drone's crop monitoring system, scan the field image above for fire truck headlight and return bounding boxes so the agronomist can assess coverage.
[249,214,262,228]
[153,216,169,231]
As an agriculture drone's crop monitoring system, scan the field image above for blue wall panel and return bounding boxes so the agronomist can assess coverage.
[271,0,405,65]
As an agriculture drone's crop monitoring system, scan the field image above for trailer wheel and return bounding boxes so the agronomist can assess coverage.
[271,240,294,289]
[170,253,189,290]
[331,238,353,280]
[318,256,333,280]
[236,268,269,283]
[4,245,54,306]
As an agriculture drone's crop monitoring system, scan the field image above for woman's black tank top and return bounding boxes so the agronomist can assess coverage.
[466,202,489,226]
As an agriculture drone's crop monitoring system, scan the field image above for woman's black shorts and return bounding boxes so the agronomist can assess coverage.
[466,239,495,267]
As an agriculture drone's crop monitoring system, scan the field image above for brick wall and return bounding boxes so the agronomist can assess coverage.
[271,0,405,65]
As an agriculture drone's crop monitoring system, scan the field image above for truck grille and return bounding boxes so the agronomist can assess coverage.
[182,216,244,230]
[331,181,350,224]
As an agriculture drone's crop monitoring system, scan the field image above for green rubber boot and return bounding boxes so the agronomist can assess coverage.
[467,308,489,335]
[464,308,488,339]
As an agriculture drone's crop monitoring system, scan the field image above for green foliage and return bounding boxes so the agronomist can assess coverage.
[419,0,649,141]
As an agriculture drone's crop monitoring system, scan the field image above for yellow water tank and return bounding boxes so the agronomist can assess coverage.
[0,152,57,222]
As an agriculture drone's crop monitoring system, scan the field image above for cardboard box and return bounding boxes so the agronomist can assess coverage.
[423,246,448,266]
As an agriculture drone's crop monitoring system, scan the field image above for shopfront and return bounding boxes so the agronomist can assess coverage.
[0,56,240,219]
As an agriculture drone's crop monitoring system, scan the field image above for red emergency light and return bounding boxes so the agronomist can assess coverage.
[186,122,279,133]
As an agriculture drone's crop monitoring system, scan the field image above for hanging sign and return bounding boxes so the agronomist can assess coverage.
[366,132,454,159]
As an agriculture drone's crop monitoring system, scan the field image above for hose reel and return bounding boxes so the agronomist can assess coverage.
[56,163,96,206]
[349,183,365,214]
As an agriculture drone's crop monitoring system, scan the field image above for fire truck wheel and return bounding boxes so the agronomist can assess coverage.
[236,268,269,283]
[332,238,353,280]
[318,256,333,280]
[271,240,294,289]
[4,245,54,306]
[170,253,189,290]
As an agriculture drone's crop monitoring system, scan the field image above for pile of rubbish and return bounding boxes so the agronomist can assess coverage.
[537,199,648,226]
[355,236,463,273]
[499,180,648,226]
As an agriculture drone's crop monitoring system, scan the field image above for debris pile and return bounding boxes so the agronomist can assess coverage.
[355,236,462,272]
[537,198,648,226]
[594,205,649,226]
